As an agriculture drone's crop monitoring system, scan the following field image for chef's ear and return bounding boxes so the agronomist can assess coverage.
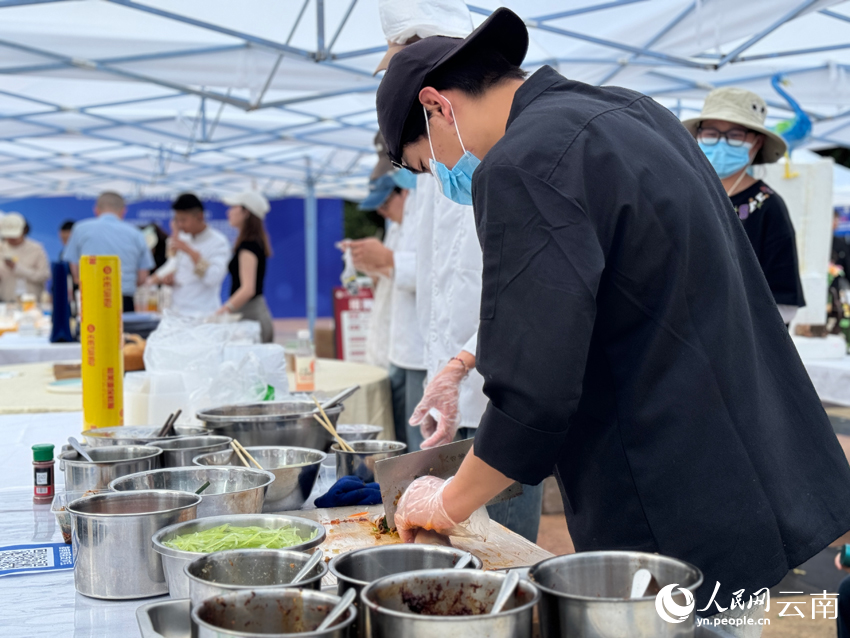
[418,87,454,125]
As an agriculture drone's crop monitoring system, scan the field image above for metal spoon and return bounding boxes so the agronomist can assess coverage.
[68,437,94,462]
[315,385,360,412]
[316,588,356,631]
[453,552,474,569]
[630,568,653,599]
[490,570,521,615]
[291,549,323,584]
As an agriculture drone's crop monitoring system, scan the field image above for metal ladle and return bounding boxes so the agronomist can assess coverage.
[315,588,356,631]
[68,436,94,462]
[630,568,653,599]
[291,549,323,585]
[453,552,474,570]
[490,570,521,615]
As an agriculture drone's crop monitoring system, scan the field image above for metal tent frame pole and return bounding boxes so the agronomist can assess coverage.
[304,159,317,338]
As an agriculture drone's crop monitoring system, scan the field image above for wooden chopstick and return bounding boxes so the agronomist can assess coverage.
[155,412,175,438]
[230,440,250,467]
[311,406,354,453]
[233,440,263,470]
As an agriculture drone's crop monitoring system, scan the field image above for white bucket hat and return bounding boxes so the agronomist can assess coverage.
[0,211,26,239]
[682,87,787,165]
[223,191,271,220]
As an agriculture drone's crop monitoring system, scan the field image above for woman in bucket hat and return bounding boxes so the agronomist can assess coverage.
[684,88,805,326]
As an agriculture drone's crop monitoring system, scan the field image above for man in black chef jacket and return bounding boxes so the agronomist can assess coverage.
[375,7,850,630]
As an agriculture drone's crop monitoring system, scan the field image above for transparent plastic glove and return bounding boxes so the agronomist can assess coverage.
[409,361,466,449]
[395,476,489,543]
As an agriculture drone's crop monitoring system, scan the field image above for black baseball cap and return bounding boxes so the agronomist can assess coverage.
[376,7,528,165]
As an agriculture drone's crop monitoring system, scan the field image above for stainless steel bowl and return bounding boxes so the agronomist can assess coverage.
[330,545,483,637]
[362,568,539,638]
[332,440,406,483]
[528,551,704,638]
[60,445,163,491]
[146,435,232,468]
[337,424,383,442]
[108,466,274,518]
[193,446,325,512]
[195,401,344,451]
[151,513,326,599]
[82,425,206,447]
[185,549,327,610]
[68,490,200,599]
[192,589,356,638]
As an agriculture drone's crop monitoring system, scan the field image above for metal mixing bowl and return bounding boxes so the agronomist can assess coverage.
[184,548,327,610]
[151,513,326,599]
[69,490,200,600]
[192,446,325,512]
[332,440,406,483]
[192,589,356,638]
[145,435,232,468]
[82,425,205,447]
[195,401,344,451]
[337,424,383,442]
[108,466,274,518]
[59,445,163,491]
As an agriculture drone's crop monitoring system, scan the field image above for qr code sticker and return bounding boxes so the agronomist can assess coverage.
[0,548,53,570]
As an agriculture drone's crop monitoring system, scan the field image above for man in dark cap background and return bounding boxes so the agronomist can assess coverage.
[377,7,850,632]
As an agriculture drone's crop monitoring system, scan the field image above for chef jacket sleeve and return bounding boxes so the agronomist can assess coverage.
[200,236,231,289]
[461,331,478,357]
[16,243,50,285]
[393,251,416,292]
[473,164,606,485]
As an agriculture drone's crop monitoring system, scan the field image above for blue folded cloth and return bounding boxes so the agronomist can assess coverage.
[314,476,382,508]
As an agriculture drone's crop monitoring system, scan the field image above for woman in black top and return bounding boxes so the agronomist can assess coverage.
[685,87,805,326]
[217,191,274,342]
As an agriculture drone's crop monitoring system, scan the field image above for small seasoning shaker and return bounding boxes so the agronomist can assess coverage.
[32,443,55,503]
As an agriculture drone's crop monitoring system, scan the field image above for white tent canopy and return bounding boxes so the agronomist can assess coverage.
[1,0,850,201]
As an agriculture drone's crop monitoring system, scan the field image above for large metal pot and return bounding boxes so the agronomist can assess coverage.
[146,435,232,468]
[332,440,406,483]
[108,466,274,518]
[195,401,344,451]
[192,589,356,638]
[330,545,483,638]
[82,424,205,447]
[185,548,327,611]
[362,568,538,638]
[193,446,325,512]
[151,513,326,598]
[60,445,162,491]
[68,490,200,599]
[528,551,704,638]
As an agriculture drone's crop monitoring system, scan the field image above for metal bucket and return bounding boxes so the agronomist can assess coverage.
[330,545,483,638]
[196,401,344,451]
[60,445,163,491]
[191,589,356,638]
[68,490,200,599]
[146,435,232,468]
[193,446,325,512]
[528,551,704,638]
[184,549,327,611]
[362,568,538,638]
[332,440,406,483]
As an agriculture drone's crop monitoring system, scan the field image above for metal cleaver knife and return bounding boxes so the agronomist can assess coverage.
[374,438,524,529]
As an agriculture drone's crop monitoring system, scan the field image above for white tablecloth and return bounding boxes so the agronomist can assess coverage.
[803,356,850,406]
[0,334,80,365]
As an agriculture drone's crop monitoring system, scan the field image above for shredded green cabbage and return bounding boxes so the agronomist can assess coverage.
[163,524,317,553]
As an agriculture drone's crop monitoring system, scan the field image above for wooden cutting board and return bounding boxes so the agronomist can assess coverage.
[284,504,554,582]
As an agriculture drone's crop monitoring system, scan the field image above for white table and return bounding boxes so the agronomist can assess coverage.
[802,356,850,406]
[0,333,80,365]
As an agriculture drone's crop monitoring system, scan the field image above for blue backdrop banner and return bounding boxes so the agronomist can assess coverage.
[1,196,343,318]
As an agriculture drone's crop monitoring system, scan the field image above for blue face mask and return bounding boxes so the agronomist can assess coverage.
[424,99,480,206]
[699,140,753,179]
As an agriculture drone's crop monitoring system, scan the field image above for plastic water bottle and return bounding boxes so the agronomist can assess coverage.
[294,329,316,392]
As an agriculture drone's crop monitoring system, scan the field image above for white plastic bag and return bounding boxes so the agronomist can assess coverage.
[378,0,473,44]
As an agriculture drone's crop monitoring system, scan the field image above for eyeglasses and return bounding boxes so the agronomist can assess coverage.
[696,127,755,147]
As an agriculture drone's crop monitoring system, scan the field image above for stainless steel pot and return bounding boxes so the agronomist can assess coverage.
[108,466,274,518]
[192,589,356,638]
[146,435,232,468]
[192,446,325,512]
[337,424,383,442]
[330,545,483,638]
[332,440,406,483]
[362,568,538,638]
[195,401,344,451]
[68,490,200,599]
[82,424,205,447]
[185,548,327,610]
[528,551,704,638]
[151,513,326,598]
[60,445,162,491]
